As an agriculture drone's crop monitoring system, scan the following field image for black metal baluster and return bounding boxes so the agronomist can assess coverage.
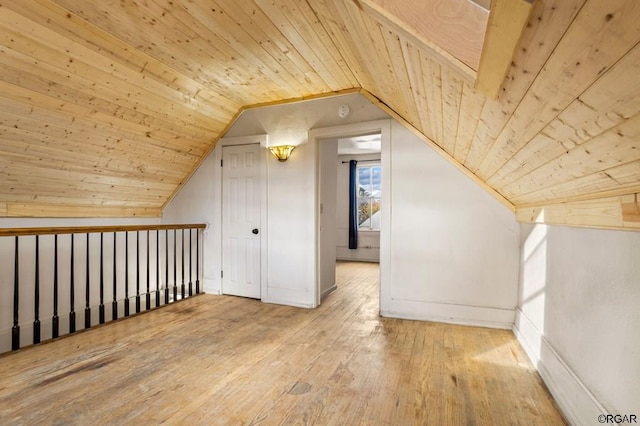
[146,230,151,310]
[52,234,59,339]
[155,229,160,308]
[33,235,41,344]
[12,236,20,351]
[112,232,118,321]
[173,229,177,302]
[135,231,141,313]
[188,228,193,297]
[196,229,200,294]
[99,233,105,324]
[85,233,91,329]
[165,229,169,305]
[181,229,185,299]
[125,232,130,317]
[70,234,76,334]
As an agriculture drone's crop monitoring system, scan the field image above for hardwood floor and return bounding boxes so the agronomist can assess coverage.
[0,261,565,425]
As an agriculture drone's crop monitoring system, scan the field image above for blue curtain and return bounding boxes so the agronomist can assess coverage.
[348,160,358,249]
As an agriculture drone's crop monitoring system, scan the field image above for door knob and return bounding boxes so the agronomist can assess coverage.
[252,228,259,235]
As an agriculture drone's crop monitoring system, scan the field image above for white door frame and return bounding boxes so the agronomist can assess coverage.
[310,119,391,309]
[213,135,268,301]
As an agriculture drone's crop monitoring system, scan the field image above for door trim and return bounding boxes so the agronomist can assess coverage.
[310,119,391,309]
[213,135,268,301]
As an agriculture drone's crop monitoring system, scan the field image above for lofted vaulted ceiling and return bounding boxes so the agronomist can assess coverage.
[0,0,639,230]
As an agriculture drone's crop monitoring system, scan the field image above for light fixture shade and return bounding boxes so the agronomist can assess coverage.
[269,145,295,162]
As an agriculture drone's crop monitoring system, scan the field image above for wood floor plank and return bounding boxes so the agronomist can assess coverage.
[0,261,565,425]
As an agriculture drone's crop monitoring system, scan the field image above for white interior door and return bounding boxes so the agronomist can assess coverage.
[222,144,261,299]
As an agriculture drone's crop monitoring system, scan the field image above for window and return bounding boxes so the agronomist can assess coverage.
[357,164,381,230]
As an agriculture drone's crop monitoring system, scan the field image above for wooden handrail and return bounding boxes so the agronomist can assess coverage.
[3,222,206,352]
[0,223,207,237]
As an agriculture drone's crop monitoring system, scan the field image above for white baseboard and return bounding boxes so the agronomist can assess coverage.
[203,278,220,295]
[381,298,514,329]
[321,284,337,299]
[513,308,606,425]
[263,286,314,308]
[336,257,380,263]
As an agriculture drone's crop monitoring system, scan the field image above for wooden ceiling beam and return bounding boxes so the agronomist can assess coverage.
[475,0,536,99]
[352,0,486,79]
[516,192,640,232]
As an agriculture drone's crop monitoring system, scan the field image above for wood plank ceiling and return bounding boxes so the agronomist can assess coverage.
[0,0,639,230]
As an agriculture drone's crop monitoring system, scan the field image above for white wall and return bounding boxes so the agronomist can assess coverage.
[168,110,520,325]
[382,122,520,328]
[336,153,381,262]
[163,94,389,308]
[225,93,389,139]
[514,224,640,424]
[264,141,316,307]
[163,152,218,294]
[163,135,317,308]
[319,138,338,297]
[165,94,521,328]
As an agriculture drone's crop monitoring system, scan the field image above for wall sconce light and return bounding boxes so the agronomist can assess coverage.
[268,145,295,162]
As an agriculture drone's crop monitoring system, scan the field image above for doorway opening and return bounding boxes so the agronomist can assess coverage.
[315,120,390,308]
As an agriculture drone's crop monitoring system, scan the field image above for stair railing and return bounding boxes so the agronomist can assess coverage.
[0,224,205,353]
